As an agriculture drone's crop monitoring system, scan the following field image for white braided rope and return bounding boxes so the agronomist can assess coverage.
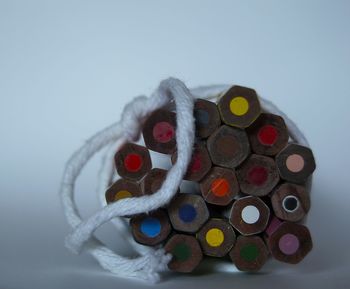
[60,78,195,282]
[60,79,310,283]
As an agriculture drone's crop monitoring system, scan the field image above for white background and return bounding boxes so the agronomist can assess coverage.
[1,0,349,288]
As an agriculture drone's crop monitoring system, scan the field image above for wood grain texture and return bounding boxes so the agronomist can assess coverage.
[237,154,280,196]
[207,125,250,169]
[196,218,236,257]
[194,98,221,138]
[229,235,269,272]
[171,142,212,182]
[167,194,209,233]
[105,178,143,203]
[267,222,313,264]
[130,209,172,246]
[229,196,270,236]
[276,143,316,184]
[164,234,203,273]
[141,168,168,195]
[200,166,239,206]
[218,85,261,128]
[247,113,289,156]
[142,109,177,154]
[114,143,152,181]
[271,183,310,222]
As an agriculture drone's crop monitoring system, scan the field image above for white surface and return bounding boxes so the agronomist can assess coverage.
[1,0,350,288]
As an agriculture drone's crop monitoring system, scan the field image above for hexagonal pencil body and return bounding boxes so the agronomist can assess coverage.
[247,113,289,156]
[271,183,310,222]
[130,209,172,246]
[167,194,209,233]
[237,154,280,196]
[114,143,152,181]
[229,196,270,235]
[266,221,313,264]
[200,166,239,206]
[165,234,203,273]
[229,236,269,272]
[194,99,221,138]
[197,218,236,257]
[142,109,177,154]
[207,125,250,169]
[276,144,316,184]
[172,143,212,182]
[218,85,261,128]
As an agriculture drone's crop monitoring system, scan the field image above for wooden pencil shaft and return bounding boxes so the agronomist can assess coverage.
[105,179,143,204]
[194,99,221,138]
[276,143,316,184]
[114,143,152,181]
[229,196,270,236]
[105,178,143,218]
[141,168,168,195]
[167,194,209,233]
[164,234,203,273]
[130,209,172,246]
[142,109,177,154]
[271,183,310,222]
[200,166,239,206]
[171,143,212,182]
[229,235,269,272]
[267,221,313,264]
[265,216,283,237]
[218,85,261,128]
[196,218,236,257]
[247,113,289,156]
[237,154,280,196]
[207,125,250,169]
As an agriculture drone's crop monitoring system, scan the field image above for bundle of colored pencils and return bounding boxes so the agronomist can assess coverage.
[107,85,315,273]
